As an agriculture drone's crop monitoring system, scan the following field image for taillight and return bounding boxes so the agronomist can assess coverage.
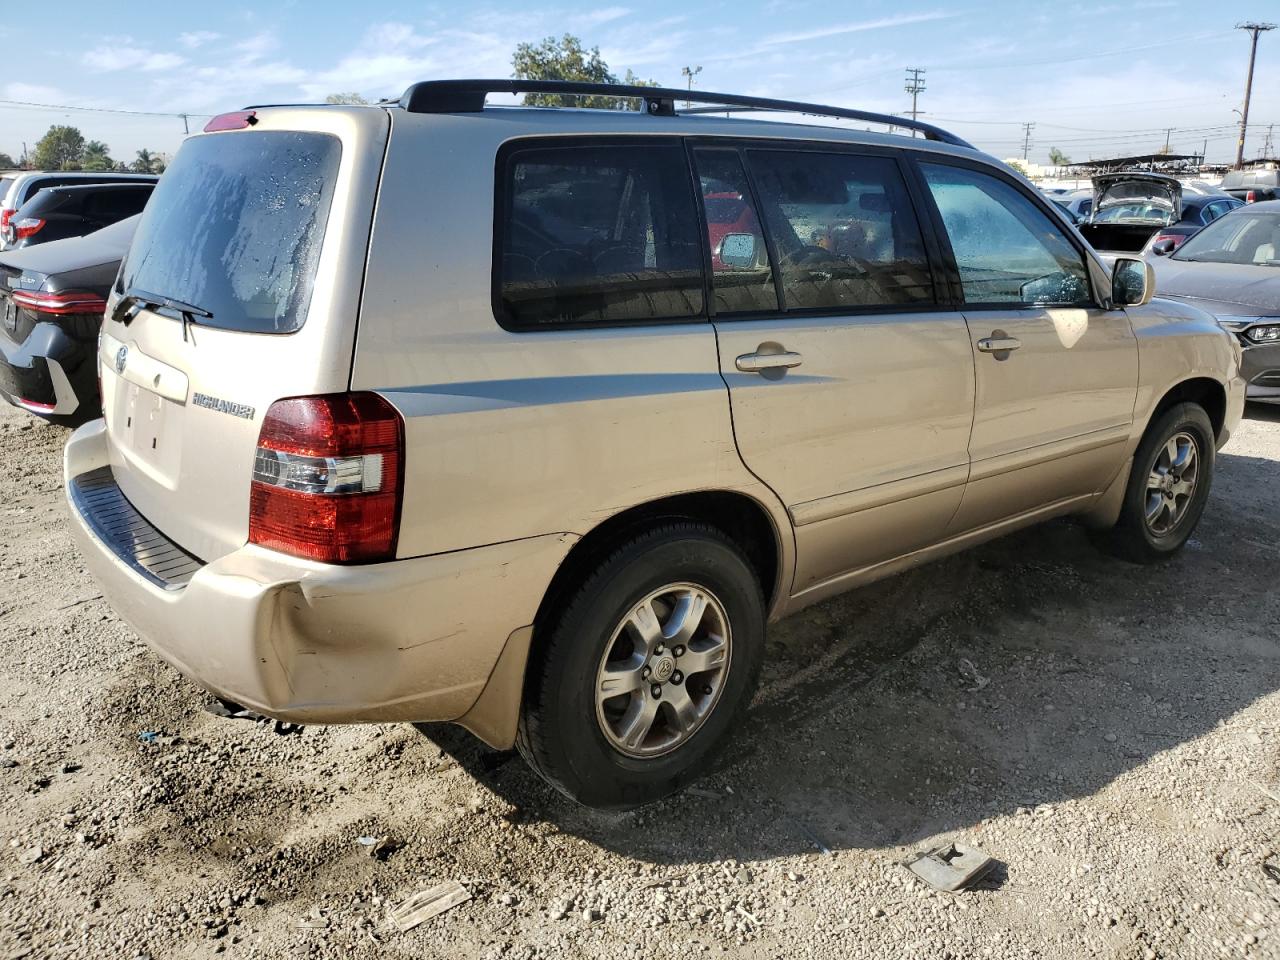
[0,208,13,230]
[1246,190,1257,203]
[12,217,45,240]
[1149,233,1186,250]
[204,110,257,132]
[248,392,404,564]
[11,290,108,315]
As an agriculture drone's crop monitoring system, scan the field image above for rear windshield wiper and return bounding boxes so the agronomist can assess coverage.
[112,287,213,341]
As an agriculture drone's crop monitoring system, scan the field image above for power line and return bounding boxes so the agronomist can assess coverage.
[0,97,211,120]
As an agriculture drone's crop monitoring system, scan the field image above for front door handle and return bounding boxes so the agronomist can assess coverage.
[976,336,1022,353]
[735,350,803,373]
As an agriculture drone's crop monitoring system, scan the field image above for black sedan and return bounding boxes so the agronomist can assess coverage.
[2,182,153,250]
[1143,192,1244,255]
[1148,201,1280,403]
[0,216,137,424]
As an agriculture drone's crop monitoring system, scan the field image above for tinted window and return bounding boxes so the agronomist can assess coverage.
[692,149,778,315]
[922,163,1091,306]
[120,132,339,334]
[498,143,704,329]
[748,150,934,310]
[85,188,152,221]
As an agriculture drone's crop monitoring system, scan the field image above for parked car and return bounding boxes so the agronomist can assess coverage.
[2,182,153,250]
[63,81,1244,810]
[1148,200,1280,403]
[1139,192,1244,254]
[1220,167,1280,203]
[1051,188,1093,221]
[0,172,157,250]
[0,216,137,424]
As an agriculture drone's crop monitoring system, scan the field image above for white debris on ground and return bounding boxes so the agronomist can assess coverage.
[0,400,1277,960]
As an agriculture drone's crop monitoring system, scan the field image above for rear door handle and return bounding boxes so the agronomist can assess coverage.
[976,336,1021,353]
[735,350,803,373]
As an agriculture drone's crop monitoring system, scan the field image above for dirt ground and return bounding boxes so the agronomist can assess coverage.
[0,400,1277,960]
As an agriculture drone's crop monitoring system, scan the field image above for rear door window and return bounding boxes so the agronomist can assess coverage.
[921,162,1092,306]
[85,188,152,222]
[497,141,704,329]
[745,149,935,310]
[691,148,778,315]
[120,131,341,334]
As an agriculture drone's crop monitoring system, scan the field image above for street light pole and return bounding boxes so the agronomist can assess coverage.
[681,65,702,109]
[1234,22,1276,170]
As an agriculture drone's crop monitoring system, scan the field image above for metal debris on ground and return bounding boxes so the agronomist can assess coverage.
[389,881,471,932]
[906,842,996,892]
[957,658,990,691]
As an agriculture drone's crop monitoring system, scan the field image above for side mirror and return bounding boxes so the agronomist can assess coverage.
[1112,257,1155,307]
[1149,237,1178,257]
[718,233,757,269]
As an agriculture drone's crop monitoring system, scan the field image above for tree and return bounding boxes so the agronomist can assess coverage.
[132,149,165,174]
[32,125,86,171]
[81,141,115,172]
[512,34,658,110]
[1048,146,1071,167]
[325,92,369,104]
[0,152,15,169]
[1006,159,1029,177]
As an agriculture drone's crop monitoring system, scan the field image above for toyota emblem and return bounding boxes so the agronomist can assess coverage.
[115,345,128,375]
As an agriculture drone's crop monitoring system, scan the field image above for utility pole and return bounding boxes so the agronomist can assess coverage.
[180,113,189,135]
[1261,123,1275,159]
[904,67,926,137]
[1163,128,1173,154]
[1234,22,1275,169]
[680,65,702,109]
[1021,121,1035,160]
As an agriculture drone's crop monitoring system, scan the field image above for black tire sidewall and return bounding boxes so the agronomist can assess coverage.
[1122,403,1215,557]
[525,528,764,809]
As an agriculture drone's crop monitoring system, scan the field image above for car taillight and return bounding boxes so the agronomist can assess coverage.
[248,392,404,564]
[12,217,45,240]
[0,208,13,231]
[1150,233,1186,249]
[1246,190,1257,203]
[11,290,108,315]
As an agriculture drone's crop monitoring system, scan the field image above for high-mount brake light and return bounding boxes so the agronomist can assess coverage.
[11,290,108,315]
[204,110,257,132]
[248,393,404,564]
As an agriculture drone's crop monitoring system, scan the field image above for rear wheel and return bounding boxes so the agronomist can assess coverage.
[516,523,764,809]
[1095,402,1215,563]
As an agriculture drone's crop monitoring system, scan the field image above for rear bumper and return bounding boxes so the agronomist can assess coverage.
[0,320,97,421]
[64,419,575,724]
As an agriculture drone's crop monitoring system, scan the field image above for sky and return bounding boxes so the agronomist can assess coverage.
[3,0,1277,167]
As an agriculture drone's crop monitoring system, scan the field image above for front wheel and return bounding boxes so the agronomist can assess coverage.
[516,523,765,809]
[1094,402,1215,564]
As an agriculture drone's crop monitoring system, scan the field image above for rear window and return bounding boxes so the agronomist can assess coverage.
[119,131,341,334]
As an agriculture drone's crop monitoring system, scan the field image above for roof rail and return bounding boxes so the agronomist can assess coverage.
[397,79,973,148]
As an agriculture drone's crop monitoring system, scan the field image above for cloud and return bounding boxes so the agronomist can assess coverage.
[83,47,186,72]
[235,32,279,61]
[178,30,221,49]
[760,11,957,47]
[570,6,631,28]
[3,82,70,103]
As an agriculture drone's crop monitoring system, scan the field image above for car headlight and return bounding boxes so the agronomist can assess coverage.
[1247,324,1280,343]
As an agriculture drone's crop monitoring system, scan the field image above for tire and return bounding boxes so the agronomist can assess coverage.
[516,522,765,810]
[1094,402,1215,564]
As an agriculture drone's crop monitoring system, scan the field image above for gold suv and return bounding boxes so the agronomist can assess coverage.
[63,81,1245,809]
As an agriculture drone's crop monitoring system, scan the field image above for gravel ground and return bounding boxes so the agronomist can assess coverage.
[0,400,1277,960]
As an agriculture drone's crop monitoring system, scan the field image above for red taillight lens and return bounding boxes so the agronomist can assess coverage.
[0,208,13,230]
[248,392,404,564]
[11,289,108,315]
[1149,233,1186,250]
[1245,190,1257,203]
[13,217,44,240]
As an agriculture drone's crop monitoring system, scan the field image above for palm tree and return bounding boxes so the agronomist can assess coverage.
[132,149,157,174]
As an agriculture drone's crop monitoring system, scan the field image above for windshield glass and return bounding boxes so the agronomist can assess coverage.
[1173,209,1280,266]
[119,130,341,334]
[1093,202,1171,224]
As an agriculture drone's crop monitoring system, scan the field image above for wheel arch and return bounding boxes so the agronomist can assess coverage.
[1147,376,1227,442]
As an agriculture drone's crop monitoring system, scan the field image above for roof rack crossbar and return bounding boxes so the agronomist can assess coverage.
[397,79,973,148]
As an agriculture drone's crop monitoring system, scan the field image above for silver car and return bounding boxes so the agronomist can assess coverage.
[63,81,1245,809]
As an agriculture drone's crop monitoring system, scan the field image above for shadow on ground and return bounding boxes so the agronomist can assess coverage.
[418,449,1280,866]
